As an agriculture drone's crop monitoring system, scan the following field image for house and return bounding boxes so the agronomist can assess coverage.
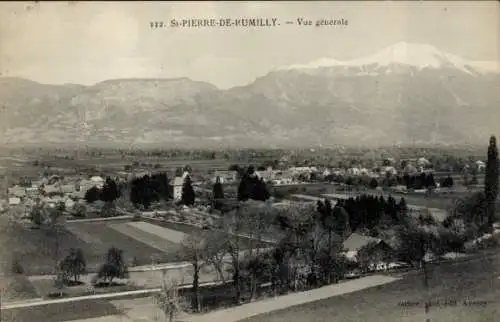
[173,172,189,201]
[476,160,486,172]
[43,183,63,196]
[255,170,274,183]
[9,197,21,206]
[65,198,76,210]
[25,187,39,197]
[8,186,26,198]
[60,184,76,194]
[342,233,394,270]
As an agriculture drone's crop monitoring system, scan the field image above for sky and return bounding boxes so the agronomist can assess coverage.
[0,1,498,89]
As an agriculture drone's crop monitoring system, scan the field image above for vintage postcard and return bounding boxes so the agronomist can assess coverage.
[0,1,498,322]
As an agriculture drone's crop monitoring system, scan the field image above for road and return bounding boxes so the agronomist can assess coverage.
[243,250,500,322]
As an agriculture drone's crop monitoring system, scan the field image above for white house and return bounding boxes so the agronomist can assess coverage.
[65,198,76,210]
[8,186,26,198]
[9,197,21,206]
[476,160,486,172]
[173,172,189,201]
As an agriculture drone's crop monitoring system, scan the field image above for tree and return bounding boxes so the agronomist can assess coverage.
[237,173,252,201]
[95,247,129,284]
[396,227,427,270]
[471,169,479,185]
[356,241,389,273]
[316,199,335,257]
[46,204,65,292]
[73,203,87,218]
[101,177,120,204]
[84,186,101,203]
[484,135,499,228]
[425,173,436,189]
[181,175,195,206]
[251,178,270,201]
[60,248,86,284]
[213,176,224,200]
[220,203,272,303]
[204,231,229,284]
[154,277,183,322]
[30,204,44,228]
[178,234,207,312]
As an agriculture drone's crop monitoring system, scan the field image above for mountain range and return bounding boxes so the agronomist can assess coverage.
[0,42,498,148]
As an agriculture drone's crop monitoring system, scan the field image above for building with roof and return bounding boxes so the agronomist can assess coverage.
[173,176,185,201]
[342,233,394,263]
[8,186,26,198]
[9,197,21,206]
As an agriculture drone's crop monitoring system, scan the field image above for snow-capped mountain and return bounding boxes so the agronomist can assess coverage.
[280,42,498,75]
[0,42,498,148]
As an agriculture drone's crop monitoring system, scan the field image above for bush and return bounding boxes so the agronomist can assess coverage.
[47,292,67,298]
[11,259,24,274]
[369,178,378,189]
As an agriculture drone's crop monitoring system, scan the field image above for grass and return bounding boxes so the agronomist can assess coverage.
[1,299,122,322]
[65,221,184,269]
[3,222,94,276]
[143,218,275,249]
[0,276,40,302]
[108,221,182,253]
[0,217,189,277]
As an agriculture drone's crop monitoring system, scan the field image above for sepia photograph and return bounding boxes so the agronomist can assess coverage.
[0,1,498,321]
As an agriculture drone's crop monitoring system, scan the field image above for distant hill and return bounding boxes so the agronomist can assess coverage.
[0,42,498,148]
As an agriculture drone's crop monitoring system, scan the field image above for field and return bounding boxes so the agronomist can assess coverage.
[244,251,500,322]
[2,218,219,277]
[1,299,122,322]
[0,276,40,302]
[3,213,275,270]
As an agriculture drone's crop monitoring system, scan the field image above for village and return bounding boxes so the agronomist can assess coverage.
[0,152,491,276]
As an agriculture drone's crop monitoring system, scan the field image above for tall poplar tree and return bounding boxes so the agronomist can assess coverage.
[181,175,195,206]
[484,135,499,228]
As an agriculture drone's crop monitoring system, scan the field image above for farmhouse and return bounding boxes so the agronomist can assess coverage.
[342,233,394,266]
